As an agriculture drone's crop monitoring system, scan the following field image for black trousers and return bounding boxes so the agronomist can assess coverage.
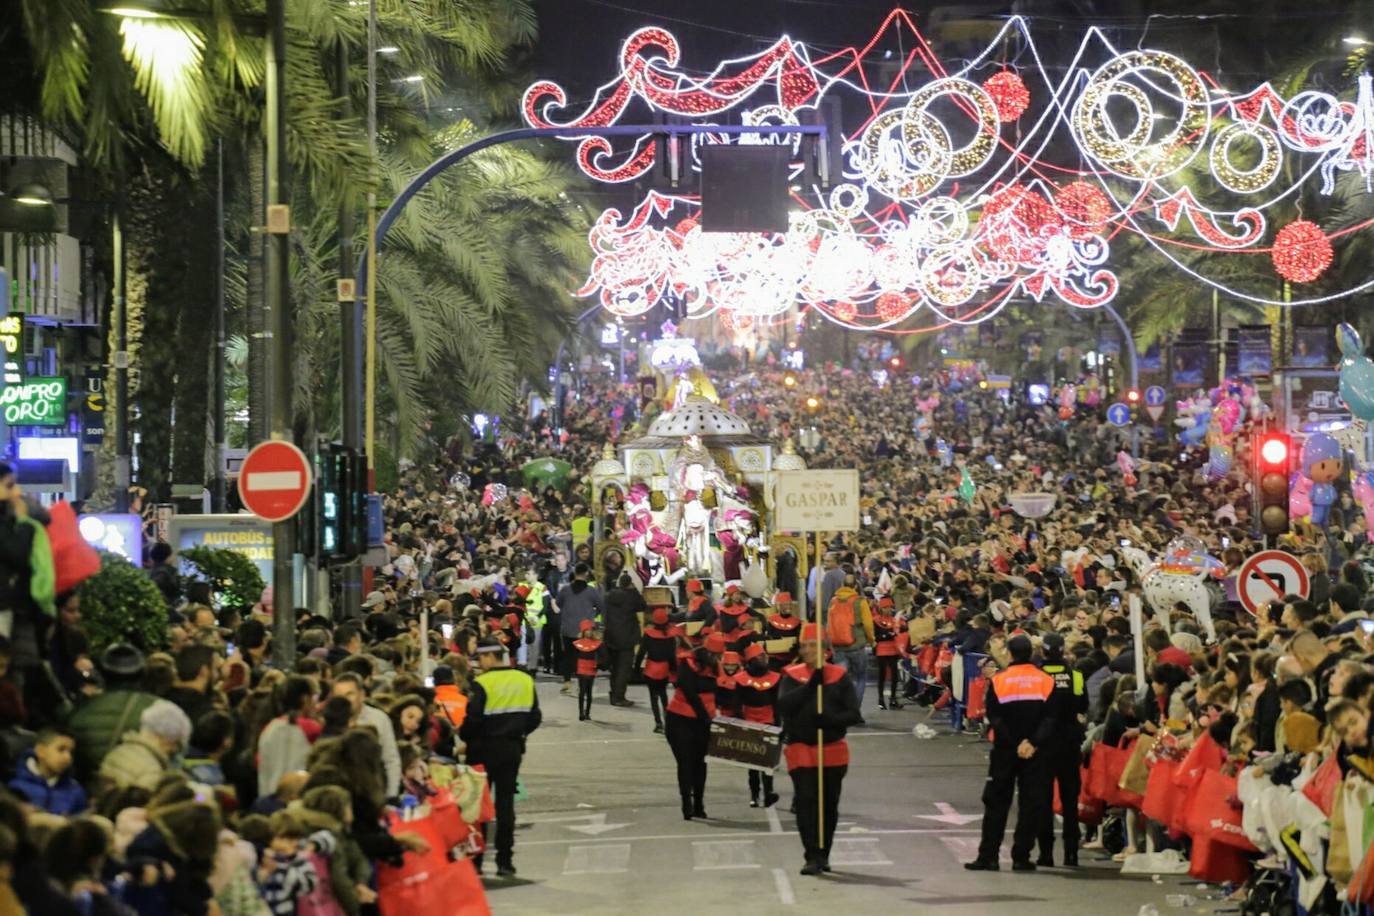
[977,744,1046,863]
[646,680,669,725]
[540,622,559,670]
[607,646,636,701]
[664,712,709,807]
[876,656,900,700]
[748,769,775,800]
[578,675,595,717]
[1038,743,1082,859]
[471,739,523,868]
[561,636,577,681]
[790,765,846,859]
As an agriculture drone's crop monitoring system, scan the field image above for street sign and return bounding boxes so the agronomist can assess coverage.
[775,469,860,531]
[238,440,312,523]
[1145,385,1166,406]
[1237,550,1309,617]
[1106,403,1131,427]
[1145,404,1164,422]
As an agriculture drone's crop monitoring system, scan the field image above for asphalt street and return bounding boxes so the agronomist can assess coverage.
[484,675,1217,915]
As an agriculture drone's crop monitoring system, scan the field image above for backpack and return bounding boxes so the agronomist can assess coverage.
[827,595,858,647]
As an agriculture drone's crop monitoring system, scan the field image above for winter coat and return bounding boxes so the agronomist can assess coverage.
[123,824,214,916]
[99,731,171,791]
[65,688,159,781]
[256,717,313,798]
[7,751,87,815]
[293,805,371,916]
[602,586,645,650]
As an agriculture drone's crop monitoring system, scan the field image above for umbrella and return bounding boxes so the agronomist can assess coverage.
[521,457,574,491]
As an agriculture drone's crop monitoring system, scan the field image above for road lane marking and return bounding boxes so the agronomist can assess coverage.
[562,843,631,875]
[520,827,982,847]
[766,804,783,834]
[772,867,796,905]
[693,839,760,870]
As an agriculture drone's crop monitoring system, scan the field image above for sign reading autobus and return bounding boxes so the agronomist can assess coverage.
[0,377,65,426]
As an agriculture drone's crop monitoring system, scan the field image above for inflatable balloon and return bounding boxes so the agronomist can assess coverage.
[449,472,471,491]
[1213,397,1241,435]
[1289,473,1313,520]
[1206,437,1234,482]
[1301,432,1343,526]
[1175,399,1212,448]
[1354,471,1374,541]
[1116,450,1137,487]
[1082,374,1102,408]
[1338,323,1374,421]
[1057,383,1076,420]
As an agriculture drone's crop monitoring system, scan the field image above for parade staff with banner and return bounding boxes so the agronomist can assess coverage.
[777,622,862,876]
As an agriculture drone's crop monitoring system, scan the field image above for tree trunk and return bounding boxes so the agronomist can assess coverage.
[246,139,268,446]
[170,169,217,493]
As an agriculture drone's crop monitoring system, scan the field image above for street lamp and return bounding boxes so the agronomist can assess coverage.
[9,185,53,207]
[104,0,297,666]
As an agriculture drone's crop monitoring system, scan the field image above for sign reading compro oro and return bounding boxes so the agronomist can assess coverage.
[775,469,860,532]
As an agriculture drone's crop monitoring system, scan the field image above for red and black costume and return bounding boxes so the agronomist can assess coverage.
[665,654,719,820]
[638,609,680,732]
[765,612,802,668]
[572,629,602,721]
[736,651,782,807]
[872,608,904,709]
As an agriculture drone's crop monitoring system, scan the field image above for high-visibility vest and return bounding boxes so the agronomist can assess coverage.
[990,664,1054,703]
[433,684,468,730]
[476,668,536,715]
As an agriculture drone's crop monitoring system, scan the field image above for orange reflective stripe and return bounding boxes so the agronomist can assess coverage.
[991,665,1053,702]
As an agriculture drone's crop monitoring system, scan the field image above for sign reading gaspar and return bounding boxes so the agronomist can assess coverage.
[774,469,860,532]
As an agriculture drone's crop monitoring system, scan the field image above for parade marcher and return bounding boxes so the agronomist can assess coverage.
[460,636,542,877]
[777,623,862,876]
[872,596,904,709]
[1036,632,1088,867]
[766,593,802,669]
[640,606,679,733]
[555,562,601,695]
[737,643,781,809]
[965,634,1056,873]
[716,651,742,718]
[572,620,603,722]
[665,633,724,820]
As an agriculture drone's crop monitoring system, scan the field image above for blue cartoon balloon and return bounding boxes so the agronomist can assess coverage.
[1338,323,1374,421]
[1301,432,1344,526]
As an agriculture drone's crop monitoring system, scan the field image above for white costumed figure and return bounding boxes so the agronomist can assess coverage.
[670,435,732,575]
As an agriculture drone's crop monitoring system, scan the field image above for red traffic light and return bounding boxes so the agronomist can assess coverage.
[888,356,903,368]
[1260,436,1289,466]
[1125,388,1140,404]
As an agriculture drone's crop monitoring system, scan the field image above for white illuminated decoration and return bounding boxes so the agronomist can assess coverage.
[524,10,1374,329]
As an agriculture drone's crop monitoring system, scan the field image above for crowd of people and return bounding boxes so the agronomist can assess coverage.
[0,347,1363,911]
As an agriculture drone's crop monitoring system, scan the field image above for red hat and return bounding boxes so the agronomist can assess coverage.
[703,632,727,654]
[579,619,595,633]
[774,592,793,604]
[743,643,765,661]
[687,579,704,594]
[878,596,895,609]
[1156,646,1193,671]
[800,623,821,642]
[651,608,669,625]
[513,585,531,598]
[725,584,740,594]
[504,613,520,626]
[722,651,741,667]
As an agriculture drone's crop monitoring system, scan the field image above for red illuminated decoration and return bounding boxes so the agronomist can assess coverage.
[1271,220,1334,283]
[983,70,1030,122]
[1054,181,1111,240]
[978,184,1061,263]
[829,300,857,322]
[876,291,910,322]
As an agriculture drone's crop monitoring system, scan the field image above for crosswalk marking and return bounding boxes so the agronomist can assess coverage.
[562,843,631,875]
[693,839,760,870]
[828,837,893,866]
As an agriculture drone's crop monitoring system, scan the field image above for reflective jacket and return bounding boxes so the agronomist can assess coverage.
[986,663,1055,749]
[1041,660,1088,739]
[460,667,542,743]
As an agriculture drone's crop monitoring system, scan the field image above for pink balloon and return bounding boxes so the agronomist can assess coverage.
[1289,474,1312,519]
[1214,398,1241,435]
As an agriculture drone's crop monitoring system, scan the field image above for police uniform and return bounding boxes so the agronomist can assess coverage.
[1037,634,1088,867]
[459,651,542,875]
[965,635,1055,872]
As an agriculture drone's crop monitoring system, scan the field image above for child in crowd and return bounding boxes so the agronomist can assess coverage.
[258,809,335,916]
[7,727,86,816]
[572,620,602,722]
[1276,679,1320,754]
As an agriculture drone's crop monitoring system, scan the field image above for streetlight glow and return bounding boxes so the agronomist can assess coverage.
[377,46,400,54]
[1344,36,1369,46]
[10,185,53,207]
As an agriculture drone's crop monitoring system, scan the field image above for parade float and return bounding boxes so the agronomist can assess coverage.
[589,377,806,598]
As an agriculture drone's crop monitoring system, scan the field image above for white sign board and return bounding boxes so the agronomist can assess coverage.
[775,470,860,532]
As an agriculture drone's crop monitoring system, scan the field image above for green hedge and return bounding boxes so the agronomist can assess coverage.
[78,552,168,653]
[179,546,266,614]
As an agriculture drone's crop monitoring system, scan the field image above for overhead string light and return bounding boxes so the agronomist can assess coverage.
[526,10,1374,331]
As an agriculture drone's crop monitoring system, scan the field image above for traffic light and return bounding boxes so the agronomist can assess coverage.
[1257,431,1291,540]
[804,395,820,412]
[316,443,368,562]
[783,373,797,388]
[888,356,903,369]
[1125,388,1141,405]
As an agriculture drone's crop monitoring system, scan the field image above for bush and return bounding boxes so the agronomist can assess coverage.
[179,547,266,614]
[78,552,168,653]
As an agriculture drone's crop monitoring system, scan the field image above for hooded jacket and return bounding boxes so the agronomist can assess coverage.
[292,804,371,916]
[7,750,87,815]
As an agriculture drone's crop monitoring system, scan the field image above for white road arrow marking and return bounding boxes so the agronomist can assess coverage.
[564,813,632,835]
[915,802,982,826]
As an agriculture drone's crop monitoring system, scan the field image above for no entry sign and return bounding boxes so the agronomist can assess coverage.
[238,440,312,523]
[1237,550,1309,617]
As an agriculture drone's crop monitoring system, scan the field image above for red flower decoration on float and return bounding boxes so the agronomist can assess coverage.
[1271,220,1333,283]
[983,70,1031,122]
[1054,181,1112,239]
[876,291,910,322]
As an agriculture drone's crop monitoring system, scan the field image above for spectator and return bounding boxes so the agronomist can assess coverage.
[297,784,375,914]
[164,644,218,727]
[256,676,321,798]
[7,727,85,815]
[329,673,401,798]
[603,573,645,707]
[147,542,181,609]
[66,643,158,781]
[99,699,192,791]
[182,710,235,790]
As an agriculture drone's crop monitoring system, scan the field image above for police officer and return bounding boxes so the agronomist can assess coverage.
[460,636,542,877]
[1037,631,1087,867]
[965,634,1055,873]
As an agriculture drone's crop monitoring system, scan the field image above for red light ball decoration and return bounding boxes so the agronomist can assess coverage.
[980,184,1061,263]
[720,310,753,332]
[1271,220,1333,283]
[876,291,910,322]
[1053,181,1112,240]
[983,70,1031,123]
[829,300,857,322]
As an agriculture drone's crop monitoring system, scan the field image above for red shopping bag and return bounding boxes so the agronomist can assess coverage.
[1300,752,1341,818]
[378,857,489,916]
[1172,731,1225,788]
[1189,836,1252,885]
[429,788,473,852]
[1141,759,1182,826]
[47,501,100,594]
[965,677,989,720]
[1087,741,1136,806]
[1053,765,1104,826]
[1184,769,1258,853]
[915,643,938,676]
